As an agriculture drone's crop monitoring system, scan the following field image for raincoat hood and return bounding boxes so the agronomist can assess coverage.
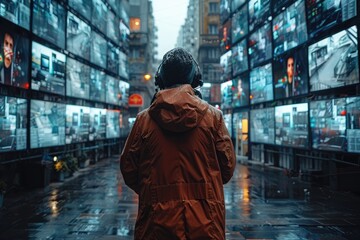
[149,84,209,132]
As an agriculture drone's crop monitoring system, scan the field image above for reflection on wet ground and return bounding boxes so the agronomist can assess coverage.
[0,156,360,239]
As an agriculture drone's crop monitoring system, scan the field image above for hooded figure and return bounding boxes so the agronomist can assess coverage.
[120,48,235,239]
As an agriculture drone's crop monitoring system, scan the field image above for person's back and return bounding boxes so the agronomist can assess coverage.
[120,48,235,239]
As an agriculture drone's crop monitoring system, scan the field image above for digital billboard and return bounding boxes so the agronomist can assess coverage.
[232,4,248,44]
[346,97,360,153]
[89,107,106,141]
[0,0,30,30]
[248,0,270,31]
[220,50,232,82]
[91,32,107,69]
[106,75,120,105]
[67,12,91,61]
[248,23,272,68]
[90,68,106,103]
[66,57,90,100]
[220,0,231,23]
[107,42,119,74]
[68,0,92,21]
[119,80,130,107]
[65,105,90,144]
[221,80,233,109]
[107,10,120,43]
[232,74,249,107]
[106,109,120,139]
[250,63,273,104]
[119,50,129,80]
[250,108,275,144]
[232,39,248,76]
[91,0,107,34]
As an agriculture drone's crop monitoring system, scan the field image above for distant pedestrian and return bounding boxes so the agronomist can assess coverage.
[120,48,235,239]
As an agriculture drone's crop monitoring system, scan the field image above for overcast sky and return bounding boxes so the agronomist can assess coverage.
[152,0,189,59]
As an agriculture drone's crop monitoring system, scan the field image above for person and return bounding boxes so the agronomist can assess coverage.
[285,56,294,97]
[0,32,14,85]
[120,48,236,239]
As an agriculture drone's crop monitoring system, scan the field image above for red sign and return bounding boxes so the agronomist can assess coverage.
[128,94,144,107]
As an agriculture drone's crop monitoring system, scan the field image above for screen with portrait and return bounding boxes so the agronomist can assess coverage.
[250,108,275,144]
[248,0,271,32]
[310,98,347,152]
[91,32,107,69]
[220,20,232,52]
[0,0,30,30]
[119,21,129,49]
[0,29,29,88]
[309,26,358,92]
[220,0,231,23]
[221,80,233,109]
[0,96,27,152]
[250,63,273,104]
[65,105,90,144]
[273,48,308,99]
[30,100,65,149]
[68,0,91,21]
[91,0,107,34]
[232,39,248,76]
[32,0,65,49]
[89,107,106,141]
[275,103,309,148]
[90,68,106,103]
[67,12,91,61]
[346,97,360,153]
[107,10,120,43]
[231,0,246,12]
[248,23,272,68]
[66,57,90,100]
[232,4,248,44]
[119,50,129,80]
[119,80,130,107]
[232,74,249,107]
[107,42,119,74]
[31,42,66,95]
[272,0,308,56]
[106,109,120,139]
[106,75,120,105]
[220,50,232,82]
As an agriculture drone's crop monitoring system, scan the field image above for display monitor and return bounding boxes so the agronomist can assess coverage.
[306,0,357,39]
[106,75,120,105]
[30,100,65,148]
[0,96,27,152]
[346,97,360,153]
[89,107,106,141]
[232,74,249,107]
[250,108,275,144]
[273,0,293,15]
[232,39,248,76]
[308,26,358,92]
[119,80,130,107]
[310,98,347,151]
[272,0,308,56]
[231,0,246,12]
[248,0,270,32]
[224,113,232,137]
[68,0,91,21]
[31,42,66,95]
[106,109,120,138]
[220,0,231,23]
[92,0,107,34]
[273,48,308,99]
[220,20,231,53]
[67,12,91,61]
[107,0,119,13]
[91,32,107,69]
[0,0,30,30]
[275,103,308,147]
[248,23,272,68]
[119,51,129,80]
[250,63,273,104]
[221,80,233,109]
[107,10,120,43]
[107,42,119,74]
[66,57,90,100]
[232,4,248,44]
[220,50,232,82]
[65,105,90,144]
[119,0,129,25]
[32,0,65,49]
[89,68,106,102]
[119,21,129,49]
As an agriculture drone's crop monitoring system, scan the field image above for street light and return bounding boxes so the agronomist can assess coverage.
[144,74,151,81]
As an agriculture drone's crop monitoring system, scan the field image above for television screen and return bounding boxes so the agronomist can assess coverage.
[220,0,231,23]
[346,97,360,153]
[232,39,248,76]
[119,110,130,138]
[221,80,233,109]
[232,4,248,44]
[220,50,232,82]
[106,75,120,105]
[0,96,27,152]
[273,0,293,15]
[119,0,129,25]
[306,0,357,38]
[200,83,212,103]
[310,99,347,151]
[107,42,119,74]
[250,108,275,144]
[107,10,120,43]
[119,21,129,49]
[248,23,272,68]
[231,0,246,12]
[68,0,91,21]
[308,26,358,92]
[91,32,107,68]
[273,48,308,99]
[0,29,29,88]
[66,57,90,100]
[224,113,232,137]
[250,63,273,104]
[107,0,119,13]
[67,12,91,61]
[119,51,129,80]
[119,80,130,107]
[92,0,107,34]
[32,0,65,49]
[30,100,65,148]
[31,42,66,95]
[220,20,231,52]
[275,103,309,147]
[248,0,270,32]
[89,107,106,141]
[65,105,90,144]
[106,109,120,138]
[232,75,249,107]
[272,0,308,56]
[89,68,106,102]
[0,0,30,30]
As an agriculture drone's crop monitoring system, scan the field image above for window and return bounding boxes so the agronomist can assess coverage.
[209,2,218,14]
[208,24,218,35]
[208,48,218,59]
[130,18,141,31]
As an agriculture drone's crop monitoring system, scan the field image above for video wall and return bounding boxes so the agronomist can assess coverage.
[0,0,131,153]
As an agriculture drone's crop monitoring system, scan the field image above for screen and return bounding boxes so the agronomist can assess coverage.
[272,0,308,56]
[250,63,273,104]
[65,105,90,144]
[306,0,357,38]
[30,100,65,148]
[0,0,30,30]
[107,10,120,43]
[220,0,231,23]
[273,48,308,99]
[275,103,309,147]
[309,26,358,92]
[220,50,232,82]
[200,83,212,103]
[220,20,231,52]
[119,50,129,80]
[248,0,270,32]
[273,0,293,15]
[248,23,272,68]
[221,80,233,109]
[310,99,347,151]
[119,21,129,49]
[92,0,107,34]
[31,42,66,95]
[32,0,65,49]
[67,12,91,61]
[106,109,120,139]
[232,75,249,107]
[232,4,248,44]
[346,97,360,153]
[0,29,29,88]
[91,32,107,69]
[119,0,129,26]
[68,0,92,21]
[250,108,275,144]
[0,96,27,152]
[119,110,130,137]
[90,68,106,102]
[231,0,246,12]
[107,42,119,74]
[224,113,232,137]
[106,75,120,105]
[66,57,90,100]
[107,0,119,14]
[89,107,106,141]
[119,80,130,107]
[232,39,248,76]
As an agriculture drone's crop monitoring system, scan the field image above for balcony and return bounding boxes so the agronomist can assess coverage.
[129,32,148,46]
[199,34,220,46]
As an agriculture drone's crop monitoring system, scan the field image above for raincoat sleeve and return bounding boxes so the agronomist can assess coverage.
[215,113,236,184]
[120,118,142,194]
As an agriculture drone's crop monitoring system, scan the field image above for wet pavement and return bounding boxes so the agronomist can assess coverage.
[1,156,360,239]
